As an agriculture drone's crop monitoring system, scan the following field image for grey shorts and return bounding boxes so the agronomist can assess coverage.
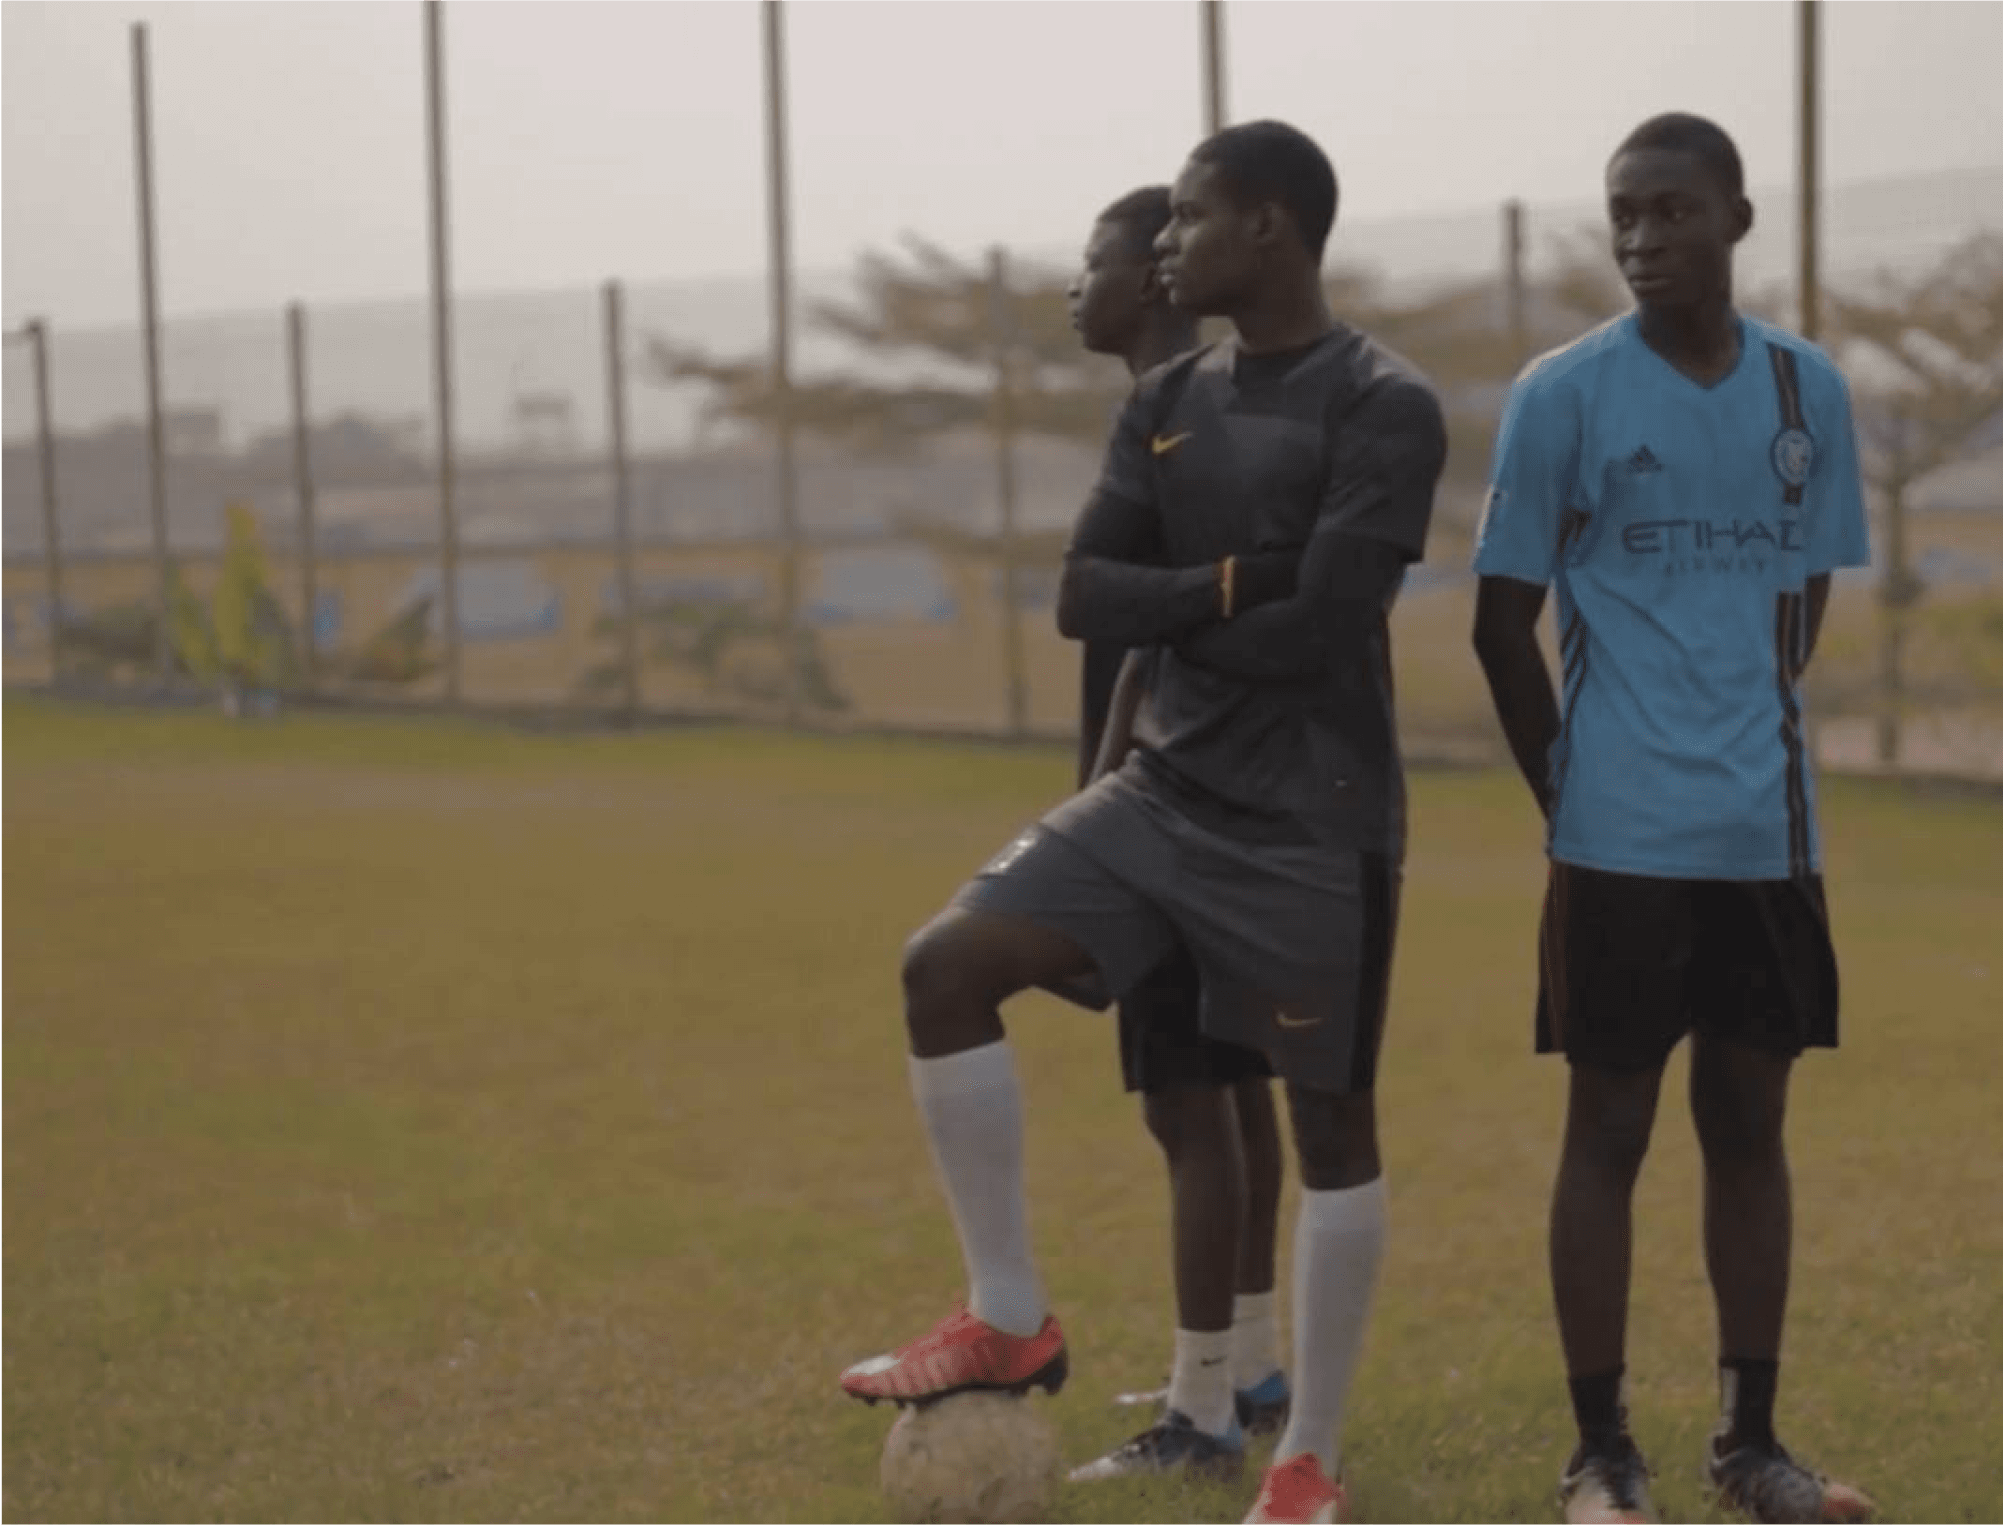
[950,771,1400,1092]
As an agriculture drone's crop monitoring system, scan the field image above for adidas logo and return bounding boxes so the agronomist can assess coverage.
[1627,445,1664,474]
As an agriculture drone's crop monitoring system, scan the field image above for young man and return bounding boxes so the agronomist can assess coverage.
[840,120,1447,1525]
[1061,185,1293,1484]
[1472,113,1874,1525]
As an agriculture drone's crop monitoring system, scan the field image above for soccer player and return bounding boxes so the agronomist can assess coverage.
[840,120,1447,1525]
[1061,185,1293,1484]
[1471,113,1874,1525]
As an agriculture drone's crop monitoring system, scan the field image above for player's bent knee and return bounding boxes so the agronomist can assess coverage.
[900,910,1024,1055]
[900,919,954,1007]
[900,916,986,1025]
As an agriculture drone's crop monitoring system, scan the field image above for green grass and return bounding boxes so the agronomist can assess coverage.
[5,695,1999,1523]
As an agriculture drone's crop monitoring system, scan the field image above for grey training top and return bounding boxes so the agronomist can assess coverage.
[1059,325,1447,857]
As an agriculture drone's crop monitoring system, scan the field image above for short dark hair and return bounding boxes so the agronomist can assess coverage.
[1189,120,1339,258]
[1613,113,1745,199]
[1095,185,1173,261]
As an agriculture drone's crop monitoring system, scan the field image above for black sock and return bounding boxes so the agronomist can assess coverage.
[1568,1367,1627,1452]
[1718,1357,1779,1451]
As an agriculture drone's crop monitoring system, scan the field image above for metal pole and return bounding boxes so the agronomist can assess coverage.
[988,246,1028,740]
[131,22,172,687]
[762,0,803,725]
[425,0,461,703]
[603,279,641,725]
[1201,0,1227,136]
[28,319,64,683]
[287,302,317,694]
[1503,199,1527,365]
[1798,0,1821,340]
[1876,477,1908,767]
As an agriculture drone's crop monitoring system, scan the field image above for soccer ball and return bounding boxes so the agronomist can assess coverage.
[878,1392,1060,1523]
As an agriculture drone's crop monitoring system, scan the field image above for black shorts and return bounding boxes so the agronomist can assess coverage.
[1117,946,1273,1096]
[1536,860,1840,1073]
[950,771,1399,1093]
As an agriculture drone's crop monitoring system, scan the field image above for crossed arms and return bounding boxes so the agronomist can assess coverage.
[1056,381,1445,687]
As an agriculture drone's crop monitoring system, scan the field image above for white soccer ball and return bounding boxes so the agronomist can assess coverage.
[879,1392,1060,1523]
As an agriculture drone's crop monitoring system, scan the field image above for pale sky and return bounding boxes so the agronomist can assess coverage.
[4,0,2002,331]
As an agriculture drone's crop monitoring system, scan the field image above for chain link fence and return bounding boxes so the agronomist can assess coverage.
[6,182,2001,773]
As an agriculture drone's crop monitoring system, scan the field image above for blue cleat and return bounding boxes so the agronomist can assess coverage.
[1235,1370,1292,1437]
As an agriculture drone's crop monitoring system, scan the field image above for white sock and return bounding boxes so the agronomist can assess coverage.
[1273,1177,1387,1479]
[909,1042,1046,1338]
[1232,1289,1282,1392]
[1165,1327,1237,1438]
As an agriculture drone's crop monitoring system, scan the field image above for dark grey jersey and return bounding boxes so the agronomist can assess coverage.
[1059,325,1446,856]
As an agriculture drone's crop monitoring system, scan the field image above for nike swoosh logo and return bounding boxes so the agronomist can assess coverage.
[1274,1007,1324,1030]
[1150,431,1193,456]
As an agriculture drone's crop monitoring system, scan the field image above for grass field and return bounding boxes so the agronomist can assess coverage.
[5,695,1999,1523]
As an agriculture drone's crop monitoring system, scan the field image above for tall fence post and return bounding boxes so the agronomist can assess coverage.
[1198,0,1228,351]
[287,302,318,696]
[131,21,173,688]
[1502,199,1527,366]
[1877,468,1910,768]
[762,0,803,727]
[425,0,462,705]
[26,320,65,684]
[987,246,1029,740]
[1797,0,1821,342]
[1201,0,1227,136]
[603,279,641,725]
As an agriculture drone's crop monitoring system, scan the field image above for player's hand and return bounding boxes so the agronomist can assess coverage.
[1232,550,1302,613]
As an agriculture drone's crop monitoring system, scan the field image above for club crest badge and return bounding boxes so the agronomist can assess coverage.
[1771,427,1814,494]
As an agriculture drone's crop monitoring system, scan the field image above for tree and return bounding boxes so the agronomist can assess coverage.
[649,235,1124,456]
[1828,233,2003,764]
[645,220,1713,545]
[650,233,1582,504]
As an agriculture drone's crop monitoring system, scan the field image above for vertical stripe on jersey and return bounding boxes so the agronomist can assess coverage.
[1768,346,1808,507]
[1773,591,1811,879]
[1551,506,1595,821]
[1555,604,1590,803]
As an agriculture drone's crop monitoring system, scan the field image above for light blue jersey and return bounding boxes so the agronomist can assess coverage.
[1473,313,1870,880]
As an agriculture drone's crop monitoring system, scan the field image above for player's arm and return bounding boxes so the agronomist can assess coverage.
[1473,576,1560,820]
[1799,573,1833,673]
[1056,495,1302,646]
[1793,360,1872,677]
[1468,369,1577,820]
[1056,486,1226,643]
[1168,381,1446,681]
[1056,378,1301,646]
[1086,648,1149,784]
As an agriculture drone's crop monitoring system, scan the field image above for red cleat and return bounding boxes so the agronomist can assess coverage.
[839,1304,1068,1406]
[1244,1452,1350,1524]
